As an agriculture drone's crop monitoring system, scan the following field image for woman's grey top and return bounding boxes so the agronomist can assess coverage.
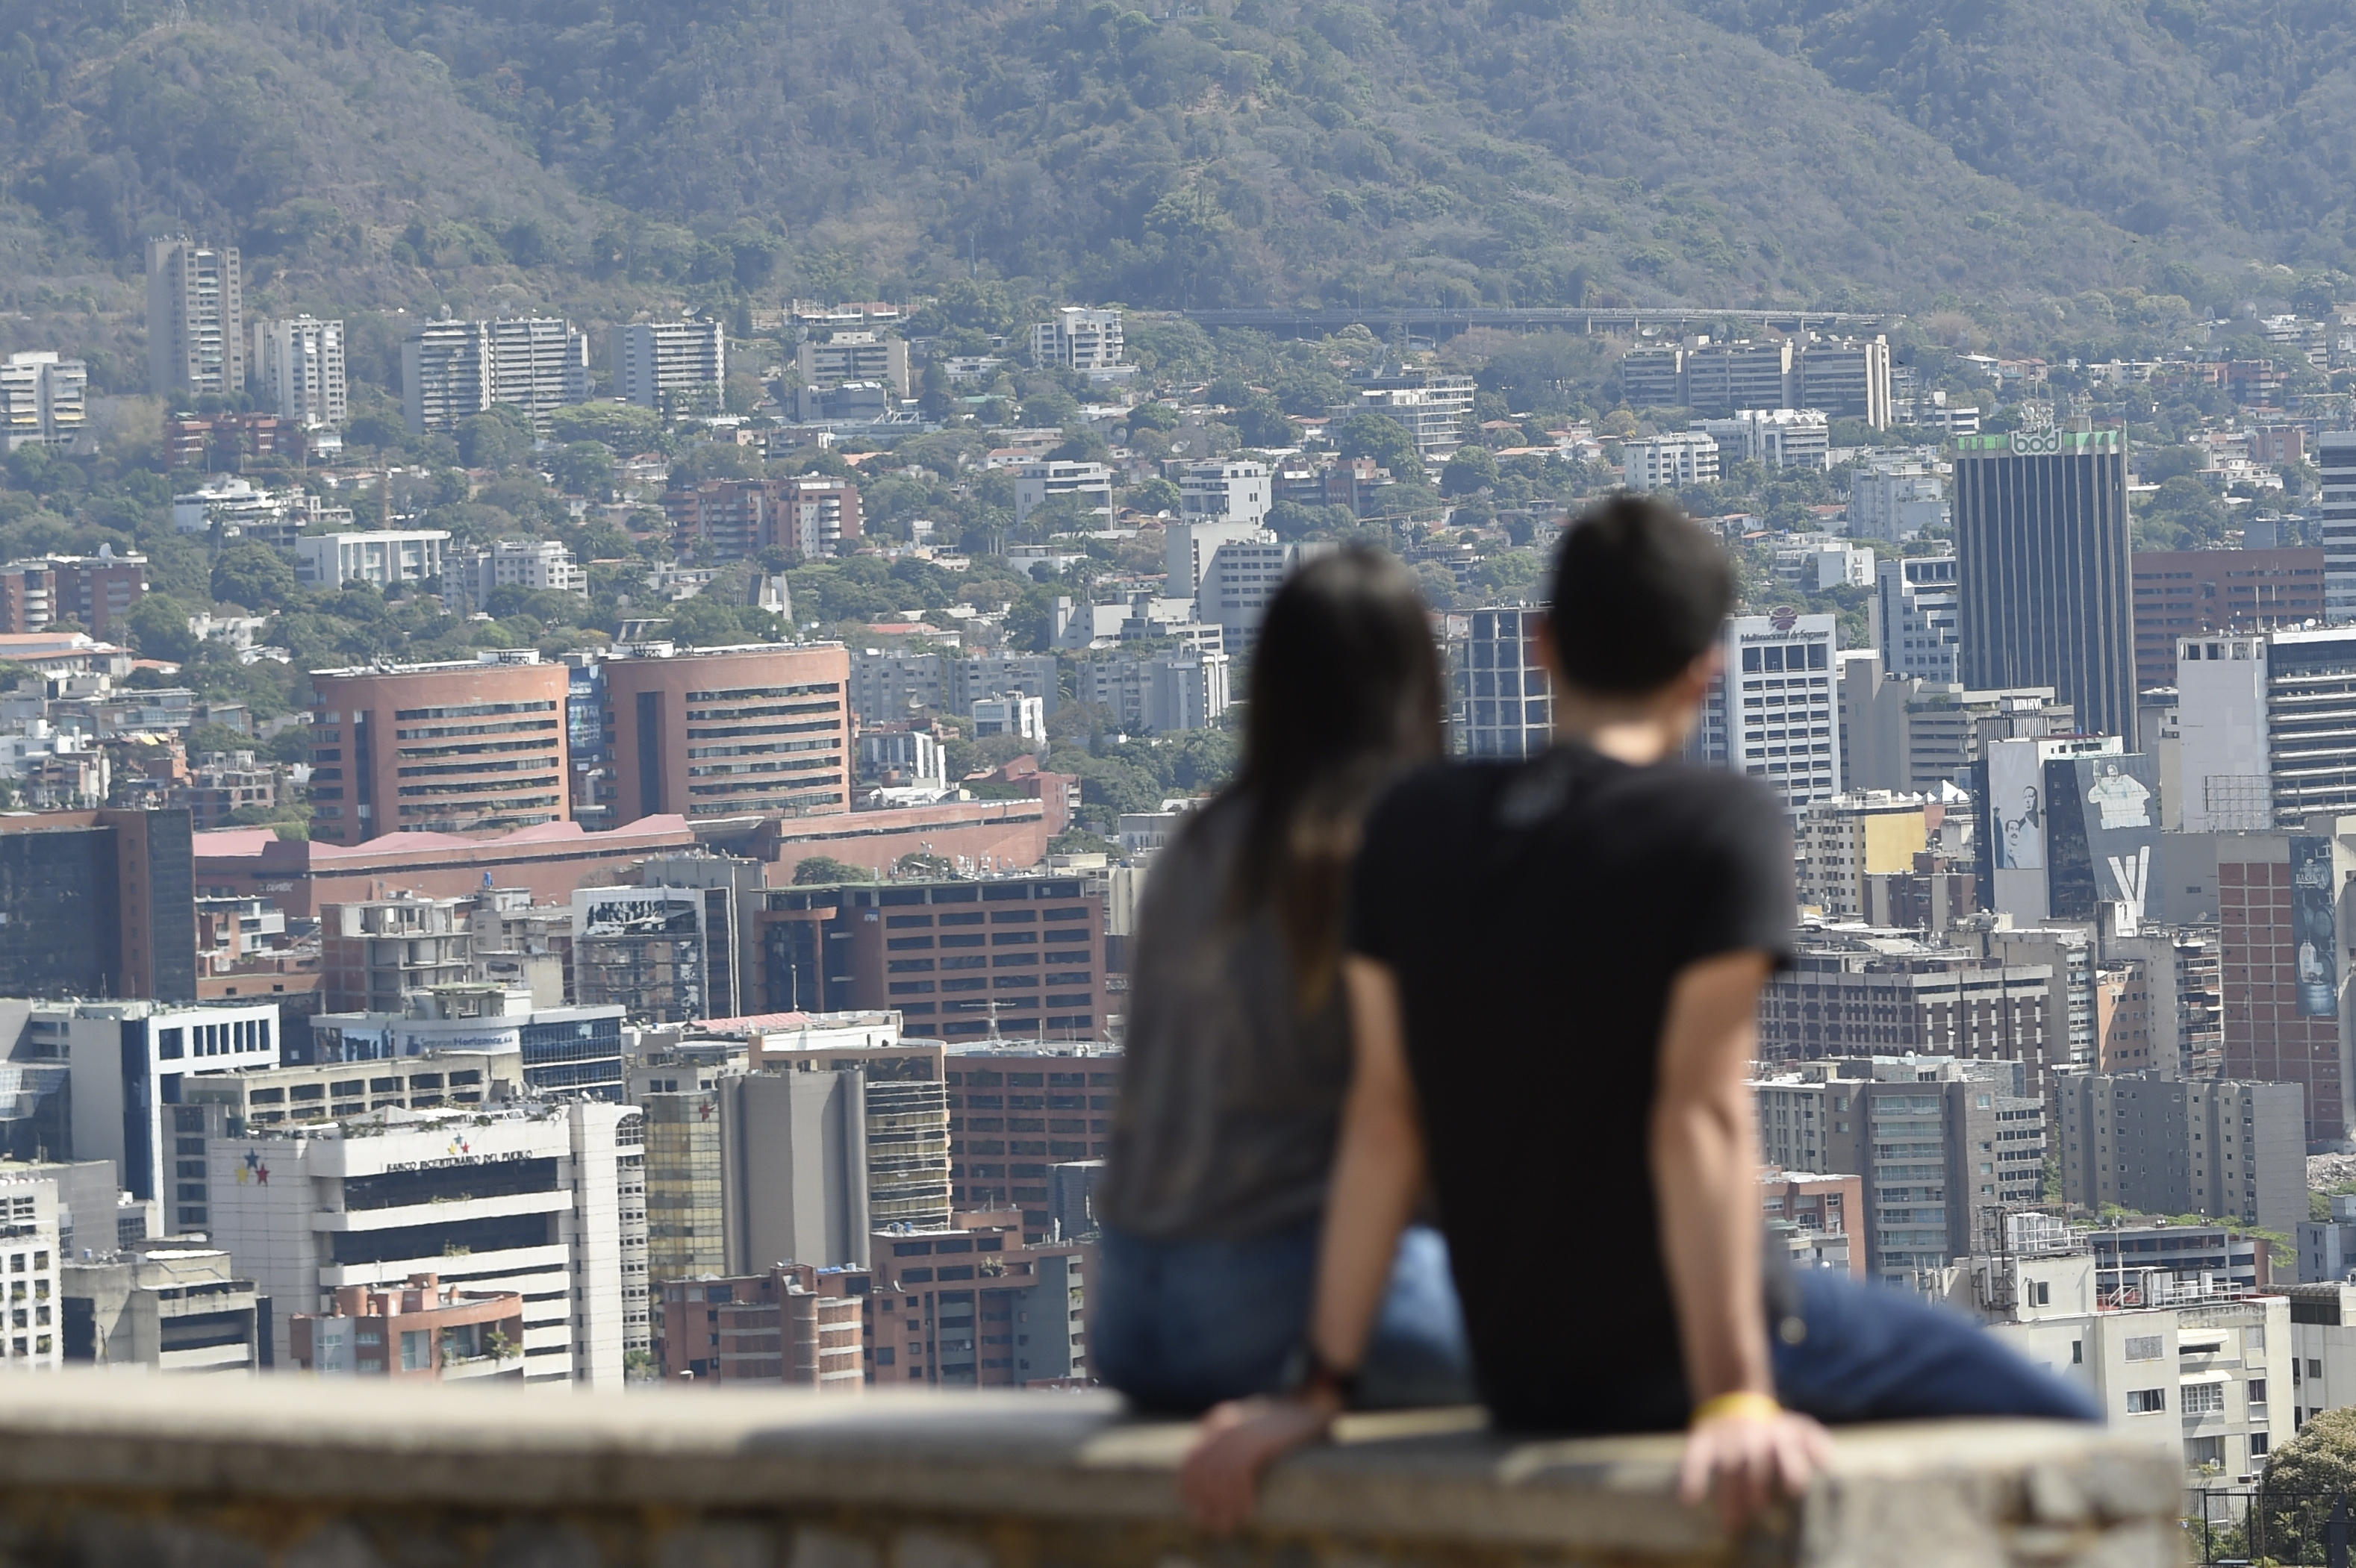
[1097,799,1351,1241]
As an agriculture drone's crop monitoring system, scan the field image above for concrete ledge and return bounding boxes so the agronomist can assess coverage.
[0,1370,2181,1568]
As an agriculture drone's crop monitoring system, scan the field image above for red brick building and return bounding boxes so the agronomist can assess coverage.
[599,643,852,824]
[2219,848,2344,1144]
[653,1261,865,1390]
[290,1273,525,1380]
[163,412,302,472]
[664,476,863,562]
[0,552,149,639]
[308,655,571,843]
[2130,546,2325,688]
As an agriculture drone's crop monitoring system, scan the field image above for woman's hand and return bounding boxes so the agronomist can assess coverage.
[1677,1405,1833,1531]
[1176,1390,1343,1535]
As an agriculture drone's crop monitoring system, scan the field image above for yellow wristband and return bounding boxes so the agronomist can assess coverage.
[1691,1391,1783,1428]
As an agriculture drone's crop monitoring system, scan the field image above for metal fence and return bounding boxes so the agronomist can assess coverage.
[2190,1490,2356,1567]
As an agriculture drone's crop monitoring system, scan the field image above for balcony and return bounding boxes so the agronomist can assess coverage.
[0,1372,2178,1568]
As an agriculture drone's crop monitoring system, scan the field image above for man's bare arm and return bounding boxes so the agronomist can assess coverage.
[1177,955,1423,1532]
[1651,950,1830,1526]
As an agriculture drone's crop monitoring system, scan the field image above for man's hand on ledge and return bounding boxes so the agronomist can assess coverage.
[1677,1406,1833,1531]
[1177,1390,1343,1535]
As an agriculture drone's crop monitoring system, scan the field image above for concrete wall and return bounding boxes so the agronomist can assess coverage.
[0,1372,2180,1568]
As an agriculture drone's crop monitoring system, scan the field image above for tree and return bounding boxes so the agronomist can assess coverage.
[793,854,870,885]
[211,543,300,614]
[1335,411,1424,484]
[1440,444,1499,496]
[124,594,200,664]
[552,442,616,498]
[1126,477,1181,515]
[457,408,532,470]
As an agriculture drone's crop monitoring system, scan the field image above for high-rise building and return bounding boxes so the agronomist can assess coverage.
[652,1261,867,1387]
[1848,462,1948,542]
[863,1211,1088,1386]
[1029,307,1125,374]
[2208,827,2354,1145]
[941,1043,1118,1234]
[2178,629,2356,831]
[0,1171,60,1369]
[401,317,589,434]
[0,810,196,1002]
[444,539,585,616]
[1757,946,2056,1085]
[1179,461,1271,527]
[1872,555,1960,682]
[63,1246,264,1373]
[947,656,1059,717]
[1445,607,1555,759]
[2319,431,2356,623]
[1194,538,1324,652]
[664,475,861,562]
[848,652,945,724]
[613,319,726,413]
[2054,1074,2305,1236]
[308,655,572,842]
[250,317,347,428]
[1622,431,1719,490]
[1954,427,2137,740]
[0,352,87,451]
[1795,790,1930,916]
[749,1036,951,1234]
[755,877,1106,1042]
[1699,610,1841,812]
[1695,409,1830,469]
[1682,339,1793,416]
[2130,547,2325,690]
[146,237,243,399]
[1342,369,1476,463]
[293,529,450,590]
[795,332,909,397]
[1794,336,1893,428]
[599,643,851,824]
[1071,652,1231,734]
[208,1102,637,1383]
[1751,1055,2045,1281]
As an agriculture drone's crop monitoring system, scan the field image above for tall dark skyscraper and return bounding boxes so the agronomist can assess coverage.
[1954,427,2138,740]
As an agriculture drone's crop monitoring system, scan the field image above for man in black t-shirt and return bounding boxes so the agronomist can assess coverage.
[1179,496,2094,1535]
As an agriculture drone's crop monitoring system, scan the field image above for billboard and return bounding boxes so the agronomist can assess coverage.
[1988,742,2046,870]
[577,889,703,939]
[2049,753,2161,928]
[2293,834,2340,1019]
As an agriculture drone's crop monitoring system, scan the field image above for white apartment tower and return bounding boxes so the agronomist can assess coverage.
[613,319,726,413]
[1623,431,1720,490]
[1030,307,1124,372]
[252,317,348,428]
[0,352,87,451]
[146,237,243,399]
[402,317,590,434]
[208,1102,635,1385]
[0,1173,60,1370]
[1701,610,1842,811]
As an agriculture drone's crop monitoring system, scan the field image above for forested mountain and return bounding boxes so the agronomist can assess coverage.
[0,0,2347,386]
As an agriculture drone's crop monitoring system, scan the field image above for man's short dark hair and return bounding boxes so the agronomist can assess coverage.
[1546,495,1735,696]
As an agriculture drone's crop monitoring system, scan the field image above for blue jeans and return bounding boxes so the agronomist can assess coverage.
[1094,1219,1476,1414]
[1773,1267,2100,1423]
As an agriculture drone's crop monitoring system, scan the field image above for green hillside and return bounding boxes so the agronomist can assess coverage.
[0,0,2347,385]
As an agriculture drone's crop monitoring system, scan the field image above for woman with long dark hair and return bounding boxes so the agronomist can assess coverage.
[1092,544,1471,1412]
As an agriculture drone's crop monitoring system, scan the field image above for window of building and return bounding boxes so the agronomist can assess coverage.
[2125,1388,2166,1414]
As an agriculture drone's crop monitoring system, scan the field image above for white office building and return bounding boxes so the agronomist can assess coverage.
[1851,463,1950,542]
[613,319,726,413]
[1623,431,1720,490]
[446,539,585,613]
[0,1171,60,1369]
[970,692,1045,742]
[0,352,87,452]
[1696,408,1830,470]
[1873,555,1962,681]
[1197,539,1324,652]
[29,999,283,1224]
[208,1102,637,1384]
[1700,610,1842,811]
[1180,460,1271,528]
[1165,521,1268,599]
[251,317,347,428]
[1029,307,1128,377]
[1073,652,1231,734]
[1939,1232,2290,1482]
[1013,460,1115,525]
[402,318,590,434]
[295,530,451,590]
[2177,628,2356,831]
[796,333,909,397]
